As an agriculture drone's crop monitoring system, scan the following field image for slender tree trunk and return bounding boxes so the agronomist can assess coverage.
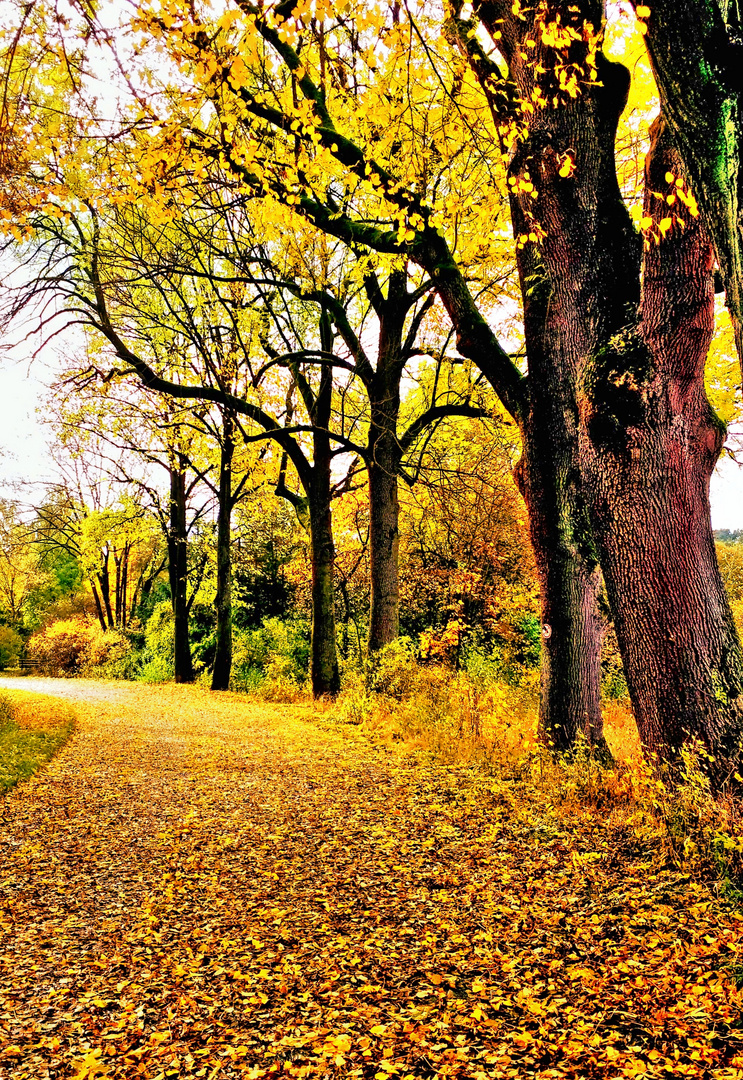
[91,581,107,631]
[114,551,123,627]
[168,465,194,684]
[309,356,341,697]
[99,552,115,630]
[580,122,743,781]
[121,545,129,629]
[308,478,340,696]
[212,412,235,692]
[367,407,402,654]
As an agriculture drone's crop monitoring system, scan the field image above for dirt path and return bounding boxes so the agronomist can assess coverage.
[0,679,742,1080]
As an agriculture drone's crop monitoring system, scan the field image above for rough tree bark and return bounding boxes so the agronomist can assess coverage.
[443,2,631,754]
[168,463,194,684]
[580,121,743,779]
[467,0,743,776]
[628,0,743,363]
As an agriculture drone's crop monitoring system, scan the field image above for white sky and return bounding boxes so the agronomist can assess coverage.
[2,355,742,529]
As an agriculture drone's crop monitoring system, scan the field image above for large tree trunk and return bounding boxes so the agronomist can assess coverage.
[420,229,610,750]
[517,422,607,754]
[628,0,743,363]
[442,3,634,754]
[365,270,407,654]
[168,465,194,684]
[307,351,341,697]
[211,413,235,692]
[309,356,341,696]
[580,122,743,781]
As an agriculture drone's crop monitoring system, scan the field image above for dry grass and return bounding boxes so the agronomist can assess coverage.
[0,690,75,794]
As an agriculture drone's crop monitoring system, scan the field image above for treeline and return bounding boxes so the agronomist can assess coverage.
[0,415,540,693]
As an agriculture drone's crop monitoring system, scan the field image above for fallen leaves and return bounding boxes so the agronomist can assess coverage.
[0,680,742,1079]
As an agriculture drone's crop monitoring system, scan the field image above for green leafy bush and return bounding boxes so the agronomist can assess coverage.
[231,617,310,696]
[0,626,22,670]
[136,602,175,682]
[366,637,418,699]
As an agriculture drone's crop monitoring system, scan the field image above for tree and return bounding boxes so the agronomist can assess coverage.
[32,460,164,635]
[451,0,743,779]
[0,499,46,628]
[4,0,743,772]
[50,391,215,683]
[122,0,610,752]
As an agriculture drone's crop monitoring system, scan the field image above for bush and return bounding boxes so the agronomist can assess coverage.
[28,619,141,679]
[231,617,310,698]
[0,626,22,670]
[28,619,93,676]
[366,637,419,698]
[137,655,174,684]
[136,602,175,682]
[83,625,139,679]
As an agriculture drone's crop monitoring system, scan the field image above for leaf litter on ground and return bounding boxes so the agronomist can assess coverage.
[0,679,741,1079]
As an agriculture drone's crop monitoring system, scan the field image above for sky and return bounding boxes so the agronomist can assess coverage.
[2,353,743,529]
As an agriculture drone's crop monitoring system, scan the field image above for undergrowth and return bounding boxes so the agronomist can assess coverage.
[0,691,75,793]
[317,644,743,901]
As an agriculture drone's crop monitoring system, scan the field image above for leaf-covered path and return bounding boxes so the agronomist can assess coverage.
[1,679,742,1080]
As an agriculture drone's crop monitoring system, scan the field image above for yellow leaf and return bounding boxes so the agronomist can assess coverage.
[72,1050,109,1079]
[636,4,651,16]
[371,1024,386,1035]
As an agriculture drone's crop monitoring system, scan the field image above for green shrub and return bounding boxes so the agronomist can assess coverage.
[0,626,22,670]
[144,601,175,661]
[133,602,175,682]
[137,655,174,684]
[230,617,310,697]
[262,617,310,683]
[366,637,418,698]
